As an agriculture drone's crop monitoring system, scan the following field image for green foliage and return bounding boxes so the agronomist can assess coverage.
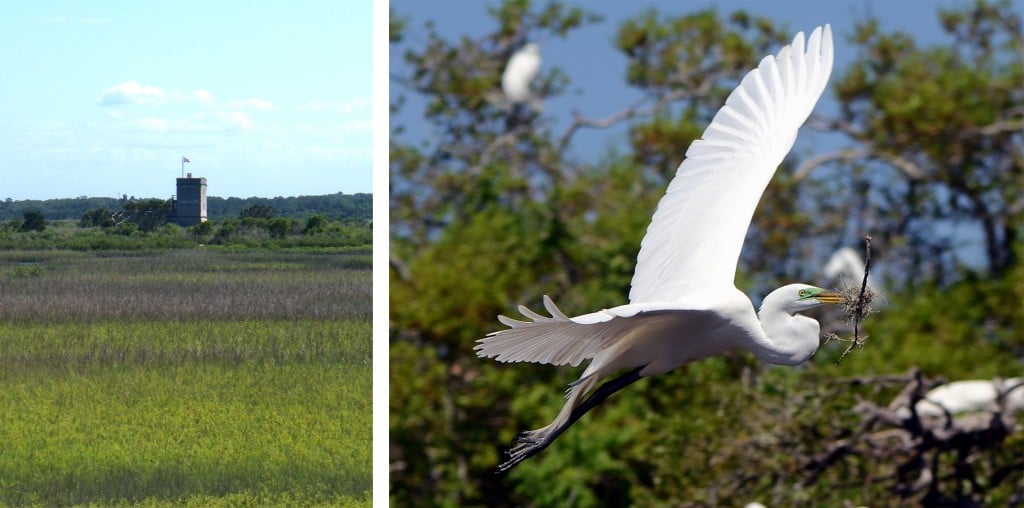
[831,0,1022,277]
[390,0,1023,506]
[239,204,275,219]
[268,217,293,239]
[1,218,22,232]
[80,207,116,228]
[112,220,139,236]
[304,214,328,235]
[189,220,213,240]
[208,192,371,222]
[0,196,123,223]
[20,210,45,232]
[122,198,172,232]
[828,257,1024,378]
[0,193,371,223]
[0,215,370,251]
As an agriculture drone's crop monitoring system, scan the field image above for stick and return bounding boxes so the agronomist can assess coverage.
[835,236,873,364]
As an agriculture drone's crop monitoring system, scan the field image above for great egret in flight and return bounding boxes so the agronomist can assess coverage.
[476,25,836,471]
[502,43,541,105]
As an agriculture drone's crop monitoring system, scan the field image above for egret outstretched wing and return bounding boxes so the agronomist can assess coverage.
[475,295,703,367]
[629,25,833,303]
[477,26,840,471]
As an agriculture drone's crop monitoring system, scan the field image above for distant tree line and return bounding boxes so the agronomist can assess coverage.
[0,209,370,251]
[207,193,371,222]
[0,210,48,233]
[0,192,371,223]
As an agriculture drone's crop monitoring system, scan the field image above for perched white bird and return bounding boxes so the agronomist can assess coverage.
[502,43,541,105]
[823,246,881,297]
[905,377,1024,419]
[476,25,836,471]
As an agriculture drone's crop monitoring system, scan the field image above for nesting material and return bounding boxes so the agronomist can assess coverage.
[827,236,878,364]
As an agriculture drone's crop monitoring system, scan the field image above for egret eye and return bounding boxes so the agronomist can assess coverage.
[797,288,820,300]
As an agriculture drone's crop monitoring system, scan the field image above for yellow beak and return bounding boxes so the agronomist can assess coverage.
[816,291,843,304]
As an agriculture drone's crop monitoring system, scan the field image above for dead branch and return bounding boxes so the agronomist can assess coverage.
[807,370,1024,503]
[793,148,866,180]
[555,70,724,154]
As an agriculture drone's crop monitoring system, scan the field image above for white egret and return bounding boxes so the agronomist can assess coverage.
[476,25,836,471]
[502,43,541,105]
[823,246,882,297]
[902,377,1024,419]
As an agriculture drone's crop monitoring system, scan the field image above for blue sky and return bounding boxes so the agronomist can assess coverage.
[390,0,977,163]
[390,0,1017,271]
[1,1,371,200]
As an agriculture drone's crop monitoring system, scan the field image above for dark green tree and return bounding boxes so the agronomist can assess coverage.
[120,199,172,232]
[79,207,116,228]
[20,210,45,232]
[268,217,292,239]
[189,220,213,240]
[303,214,327,235]
[239,204,275,219]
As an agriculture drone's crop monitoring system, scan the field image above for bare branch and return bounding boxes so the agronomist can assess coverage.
[808,370,1024,502]
[793,148,866,180]
[799,116,930,180]
[555,70,724,154]
[556,94,649,154]
[976,117,1024,136]
[390,253,412,283]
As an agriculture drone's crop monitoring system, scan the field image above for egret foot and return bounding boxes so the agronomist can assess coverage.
[497,367,644,472]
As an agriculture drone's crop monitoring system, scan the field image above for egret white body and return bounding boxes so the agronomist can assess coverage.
[476,26,836,471]
[910,378,1024,418]
[502,43,541,104]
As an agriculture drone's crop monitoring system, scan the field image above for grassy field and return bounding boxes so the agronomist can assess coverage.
[0,247,371,506]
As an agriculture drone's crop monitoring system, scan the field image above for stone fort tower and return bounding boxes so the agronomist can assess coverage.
[172,173,207,226]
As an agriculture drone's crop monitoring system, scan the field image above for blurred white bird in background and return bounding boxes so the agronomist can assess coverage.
[823,246,882,298]
[502,42,541,105]
[477,25,836,471]
[901,377,1024,419]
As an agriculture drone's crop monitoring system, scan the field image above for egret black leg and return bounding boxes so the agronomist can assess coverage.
[498,367,644,472]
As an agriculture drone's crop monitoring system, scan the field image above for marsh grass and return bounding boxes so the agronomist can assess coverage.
[0,248,371,506]
[0,248,370,322]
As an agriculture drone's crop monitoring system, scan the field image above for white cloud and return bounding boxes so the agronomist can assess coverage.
[133,117,168,131]
[49,16,111,25]
[194,111,252,131]
[99,81,166,106]
[227,97,273,110]
[299,96,371,114]
[193,89,216,103]
[98,82,280,118]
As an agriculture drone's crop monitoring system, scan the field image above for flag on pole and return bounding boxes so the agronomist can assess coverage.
[182,156,191,164]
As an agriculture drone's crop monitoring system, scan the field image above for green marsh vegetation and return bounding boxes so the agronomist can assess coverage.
[0,247,371,506]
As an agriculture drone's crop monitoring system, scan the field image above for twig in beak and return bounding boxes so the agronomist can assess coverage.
[833,235,875,364]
